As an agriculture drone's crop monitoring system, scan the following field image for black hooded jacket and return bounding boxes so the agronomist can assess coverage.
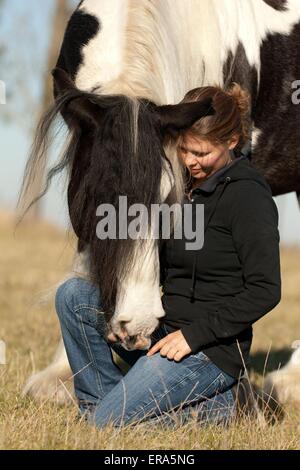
[159,152,281,379]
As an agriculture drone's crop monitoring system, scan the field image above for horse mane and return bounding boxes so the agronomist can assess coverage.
[16,84,177,314]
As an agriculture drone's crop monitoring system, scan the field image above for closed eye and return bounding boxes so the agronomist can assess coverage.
[193,151,210,157]
[179,146,210,157]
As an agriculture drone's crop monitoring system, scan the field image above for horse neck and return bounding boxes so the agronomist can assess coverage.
[76,0,300,104]
[85,0,226,104]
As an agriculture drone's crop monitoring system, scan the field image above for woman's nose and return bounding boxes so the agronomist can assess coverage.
[185,153,198,166]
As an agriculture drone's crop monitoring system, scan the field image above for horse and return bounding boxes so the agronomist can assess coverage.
[19,0,300,407]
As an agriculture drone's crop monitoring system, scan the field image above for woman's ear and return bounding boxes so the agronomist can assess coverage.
[228,134,240,150]
[155,97,215,139]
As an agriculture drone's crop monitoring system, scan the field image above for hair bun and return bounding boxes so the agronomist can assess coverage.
[227,82,251,144]
[227,82,251,117]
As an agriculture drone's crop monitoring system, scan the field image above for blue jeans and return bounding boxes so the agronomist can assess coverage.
[55,277,237,428]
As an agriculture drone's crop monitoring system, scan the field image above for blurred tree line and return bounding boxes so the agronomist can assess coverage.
[27,0,71,219]
[0,0,74,219]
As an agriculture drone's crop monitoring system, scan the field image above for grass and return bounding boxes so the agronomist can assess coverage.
[0,211,300,450]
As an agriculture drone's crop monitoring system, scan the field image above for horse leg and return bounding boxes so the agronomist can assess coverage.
[22,338,73,404]
[22,253,91,403]
[263,347,300,407]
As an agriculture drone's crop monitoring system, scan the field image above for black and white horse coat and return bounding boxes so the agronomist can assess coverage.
[23,0,300,407]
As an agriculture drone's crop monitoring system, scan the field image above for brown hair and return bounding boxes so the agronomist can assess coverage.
[177,82,251,153]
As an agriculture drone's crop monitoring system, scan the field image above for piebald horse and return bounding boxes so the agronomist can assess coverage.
[20,0,300,407]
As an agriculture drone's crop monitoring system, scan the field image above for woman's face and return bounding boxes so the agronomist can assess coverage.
[178,133,238,182]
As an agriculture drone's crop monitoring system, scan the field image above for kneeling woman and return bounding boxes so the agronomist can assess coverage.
[55,84,281,428]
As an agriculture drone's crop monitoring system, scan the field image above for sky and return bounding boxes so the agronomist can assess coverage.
[0,0,300,244]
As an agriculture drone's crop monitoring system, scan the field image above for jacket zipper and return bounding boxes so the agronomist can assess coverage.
[189,176,232,300]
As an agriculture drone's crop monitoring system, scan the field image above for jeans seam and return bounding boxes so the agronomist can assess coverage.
[74,305,105,314]
[227,389,236,418]
[219,372,233,389]
[75,310,104,397]
[128,362,222,423]
[182,354,215,379]
[188,373,226,404]
[197,387,236,425]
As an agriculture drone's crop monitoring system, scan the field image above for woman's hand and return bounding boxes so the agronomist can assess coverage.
[147,330,192,361]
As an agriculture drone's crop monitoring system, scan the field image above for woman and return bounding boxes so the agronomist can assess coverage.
[55,83,281,428]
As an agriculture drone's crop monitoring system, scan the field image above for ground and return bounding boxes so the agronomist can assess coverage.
[0,211,299,450]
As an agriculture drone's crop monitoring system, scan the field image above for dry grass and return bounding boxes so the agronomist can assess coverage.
[0,211,300,450]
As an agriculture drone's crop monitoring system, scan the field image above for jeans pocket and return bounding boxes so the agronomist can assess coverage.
[189,350,211,362]
[183,350,212,378]
[75,306,105,328]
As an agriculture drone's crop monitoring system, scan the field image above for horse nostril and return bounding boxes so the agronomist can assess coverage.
[126,335,151,350]
[125,335,137,345]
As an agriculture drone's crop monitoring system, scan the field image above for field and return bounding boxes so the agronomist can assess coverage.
[0,211,300,450]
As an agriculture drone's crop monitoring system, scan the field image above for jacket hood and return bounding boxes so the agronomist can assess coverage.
[193,154,270,195]
[220,156,270,190]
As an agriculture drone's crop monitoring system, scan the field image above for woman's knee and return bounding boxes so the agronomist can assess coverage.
[55,278,80,319]
[55,277,100,321]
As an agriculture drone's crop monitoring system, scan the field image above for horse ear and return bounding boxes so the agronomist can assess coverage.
[52,67,76,95]
[52,67,101,127]
[155,97,215,138]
